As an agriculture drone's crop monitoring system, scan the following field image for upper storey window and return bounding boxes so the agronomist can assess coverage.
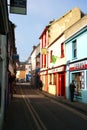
[72,39,77,59]
[61,43,64,58]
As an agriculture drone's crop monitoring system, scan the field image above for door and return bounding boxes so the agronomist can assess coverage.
[58,73,65,97]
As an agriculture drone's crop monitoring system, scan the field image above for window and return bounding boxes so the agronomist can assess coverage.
[44,54,46,67]
[53,73,56,85]
[61,43,64,58]
[49,73,56,85]
[42,54,46,68]
[72,72,85,96]
[72,40,77,58]
[50,50,53,63]
[49,74,52,84]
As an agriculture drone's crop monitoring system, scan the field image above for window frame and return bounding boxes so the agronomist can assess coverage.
[61,42,64,58]
[72,39,77,59]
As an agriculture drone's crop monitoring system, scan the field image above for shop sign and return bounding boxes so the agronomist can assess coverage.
[10,0,27,15]
[12,54,19,61]
[40,71,47,75]
[69,60,87,70]
[48,66,64,73]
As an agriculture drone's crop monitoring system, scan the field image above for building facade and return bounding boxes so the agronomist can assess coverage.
[0,0,9,128]
[65,15,87,103]
[39,7,84,97]
[30,44,40,88]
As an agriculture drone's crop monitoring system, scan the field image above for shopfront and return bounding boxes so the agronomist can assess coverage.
[69,59,87,103]
[48,66,66,96]
[40,70,48,92]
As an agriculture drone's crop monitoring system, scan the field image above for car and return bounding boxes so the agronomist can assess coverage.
[19,78,25,83]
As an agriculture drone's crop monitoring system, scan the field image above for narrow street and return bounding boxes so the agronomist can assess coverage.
[3,84,87,130]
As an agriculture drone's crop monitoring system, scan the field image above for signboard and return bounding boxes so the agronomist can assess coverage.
[10,0,27,15]
[12,54,19,61]
[69,60,87,71]
[41,48,47,55]
[48,66,65,74]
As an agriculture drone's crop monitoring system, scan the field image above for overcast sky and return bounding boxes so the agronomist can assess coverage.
[8,0,87,62]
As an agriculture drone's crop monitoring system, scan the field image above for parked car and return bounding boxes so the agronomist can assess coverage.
[19,78,25,83]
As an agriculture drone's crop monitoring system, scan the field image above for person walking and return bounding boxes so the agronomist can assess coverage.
[69,80,76,102]
[39,79,43,91]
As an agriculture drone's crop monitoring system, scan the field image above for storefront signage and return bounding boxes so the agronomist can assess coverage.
[48,66,64,73]
[69,60,87,70]
[40,71,47,75]
[12,54,19,61]
[10,0,27,15]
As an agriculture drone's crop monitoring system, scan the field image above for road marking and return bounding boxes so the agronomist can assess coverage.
[20,87,47,130]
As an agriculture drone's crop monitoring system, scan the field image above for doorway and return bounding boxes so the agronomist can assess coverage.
[58,73,65,97]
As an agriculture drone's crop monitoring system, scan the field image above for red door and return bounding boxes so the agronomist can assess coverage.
[58,73,65,97]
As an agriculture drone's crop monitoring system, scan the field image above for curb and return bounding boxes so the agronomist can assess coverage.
[41,90,87,116]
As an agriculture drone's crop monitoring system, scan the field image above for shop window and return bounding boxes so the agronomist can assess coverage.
[61,43,64,58]
[49,73,56,85]
[72,40,77,59]
[72,71,85,96]
[53,74,56,85]
[49,74,52,84]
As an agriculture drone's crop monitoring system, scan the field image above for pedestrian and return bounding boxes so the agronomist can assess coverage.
[39,79,43,91]
[69,80,76,102]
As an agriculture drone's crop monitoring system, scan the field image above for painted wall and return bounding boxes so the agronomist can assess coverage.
[66,30,87,62]
[65,26,87,103]
[0,35,7,128]
[48,7,82,45]
[48,35,65,68]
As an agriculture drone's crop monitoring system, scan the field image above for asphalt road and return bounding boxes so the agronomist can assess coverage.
[3,84,87,130]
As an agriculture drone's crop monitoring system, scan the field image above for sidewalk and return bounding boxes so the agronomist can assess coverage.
[41,90,87,116]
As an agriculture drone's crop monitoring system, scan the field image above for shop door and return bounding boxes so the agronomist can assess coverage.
[58,73,65,96]
[61,74,65,96]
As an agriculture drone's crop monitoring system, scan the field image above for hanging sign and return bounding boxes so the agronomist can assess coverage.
[12,54,19,61]
[10,0,27,15]
[41,48,47,55]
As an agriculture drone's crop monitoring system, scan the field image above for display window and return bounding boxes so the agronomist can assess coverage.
[72,71,85,96]
[49,73,56,85]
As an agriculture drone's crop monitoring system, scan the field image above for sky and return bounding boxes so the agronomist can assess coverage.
[8,0,87,62]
